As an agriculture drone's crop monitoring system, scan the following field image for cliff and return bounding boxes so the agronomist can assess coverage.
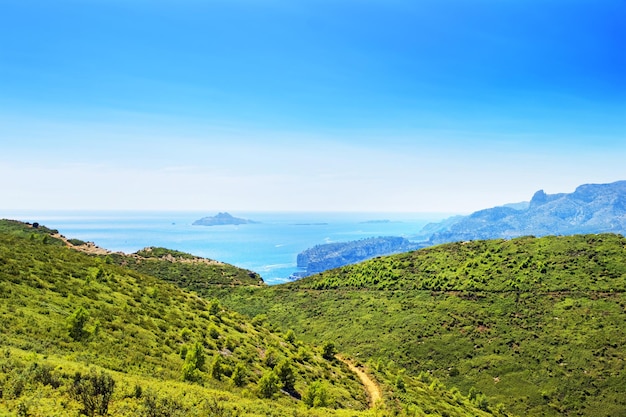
[296,236,424,276]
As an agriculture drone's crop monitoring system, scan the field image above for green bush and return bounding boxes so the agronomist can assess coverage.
[69,370,115,417]
[275,358,296,393]
[67,306,90,341]
[303,381,329,408]
[257,371,280,399]
[231,362,247,387]
[321,341,336,360]
[210,354,223,381]
[181,342,205,382]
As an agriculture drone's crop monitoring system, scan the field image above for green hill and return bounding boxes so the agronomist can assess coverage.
[207,234,626,417]
[0,219,494,417]
[106,246,264,288]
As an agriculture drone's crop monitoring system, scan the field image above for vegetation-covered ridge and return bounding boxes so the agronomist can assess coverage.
[0,218,264,287]
[292,234,626,292]
[0,219,496,417]
[106,246,264,288]
[207,234,626,417]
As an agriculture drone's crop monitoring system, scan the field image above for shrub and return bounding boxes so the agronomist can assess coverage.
[210,354,223,381]
[70,370,115,417]
[285,329,296,344]
[275,358,296,393]
[321,341,336,360]
[67,306,90,341]
[257,371,280,398]
[142,389,183,417]
[208,299,221,316]
[263,348,279,369]
[395,374,406,392]
[181,341,205,382]
[179,327,192,342]
[231,362,247,387]
[208,324,220,340]
[303,381,329,408]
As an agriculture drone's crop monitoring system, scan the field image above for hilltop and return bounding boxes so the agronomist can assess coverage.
[208,234,626,417]
[0,219,496,417]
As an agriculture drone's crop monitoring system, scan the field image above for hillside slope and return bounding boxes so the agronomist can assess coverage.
[0,219,496,417]
[208,234,626,417]
[0,220,366,415]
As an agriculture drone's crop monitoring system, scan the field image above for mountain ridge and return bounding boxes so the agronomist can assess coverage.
[428,180,626,244]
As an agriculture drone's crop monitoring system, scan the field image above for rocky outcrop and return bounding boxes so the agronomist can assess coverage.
[296,236,425,276]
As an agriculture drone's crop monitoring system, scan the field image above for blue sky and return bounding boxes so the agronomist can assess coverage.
[1,0,624,213]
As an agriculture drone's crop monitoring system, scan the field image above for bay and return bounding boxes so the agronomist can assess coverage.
[2,210,448,284]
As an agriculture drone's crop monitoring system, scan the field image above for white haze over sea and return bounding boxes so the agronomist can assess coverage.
[3,211,451,284]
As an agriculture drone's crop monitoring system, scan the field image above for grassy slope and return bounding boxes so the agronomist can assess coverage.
[0,219,493,417]
[0,220,366,415]
[207,234,626,417]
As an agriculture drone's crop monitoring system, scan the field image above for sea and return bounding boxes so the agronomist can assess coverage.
[2,211,450,285]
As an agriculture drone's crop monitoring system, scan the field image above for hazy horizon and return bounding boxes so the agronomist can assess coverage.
[2,1,624,213]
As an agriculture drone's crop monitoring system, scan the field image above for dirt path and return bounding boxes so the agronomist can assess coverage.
[336,355,382,407]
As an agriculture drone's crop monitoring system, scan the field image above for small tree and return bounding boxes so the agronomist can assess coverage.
[275,358,296,393]
[231,362,247,387]
[303,381,329,408]
[257,371,280,398]
[321,341,336,360]
[210,354,223,381]
[208,298,220,316]
[67,306,90,341]
[263,348,279,369]
[181,341,205,382]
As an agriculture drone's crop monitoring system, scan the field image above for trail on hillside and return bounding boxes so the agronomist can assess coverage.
[336,355,382,407]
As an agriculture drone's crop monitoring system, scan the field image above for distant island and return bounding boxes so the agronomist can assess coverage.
[192,212,259,226]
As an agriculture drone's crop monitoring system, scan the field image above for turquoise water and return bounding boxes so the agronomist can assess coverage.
[3,211,447,284]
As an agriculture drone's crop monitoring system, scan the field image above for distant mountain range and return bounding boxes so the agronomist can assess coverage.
[294,180,626,276]
[192,212,259,226]
[426,180,626,244]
